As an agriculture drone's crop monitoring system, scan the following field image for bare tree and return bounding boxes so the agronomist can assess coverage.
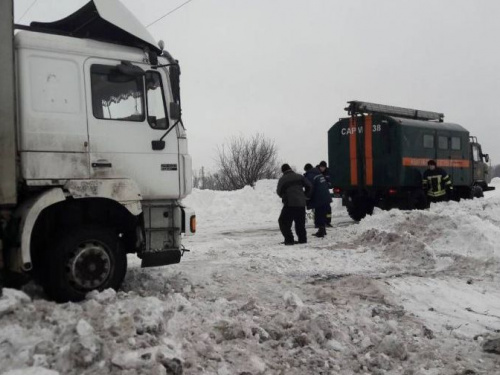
[215,134,280,190]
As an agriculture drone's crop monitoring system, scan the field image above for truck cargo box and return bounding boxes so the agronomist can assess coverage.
[328,114,471,190]
[0,0,17,206]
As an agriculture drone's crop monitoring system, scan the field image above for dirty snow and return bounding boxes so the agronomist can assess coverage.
[2,178,500,374]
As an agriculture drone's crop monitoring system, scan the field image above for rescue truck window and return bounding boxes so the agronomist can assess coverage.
[472,145,480,161]
[90,64,145,122]
[451,137,461,150]
[145,71,169,130]
[438,136,448,150]
[423,134,434,149]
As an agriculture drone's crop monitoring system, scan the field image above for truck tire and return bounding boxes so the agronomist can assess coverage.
[43,226,127,302]
[471,185,484,199]
[409,190,429,210]
[346,197,368,222]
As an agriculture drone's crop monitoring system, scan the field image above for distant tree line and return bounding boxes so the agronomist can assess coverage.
[193,133,281,191]
[491,164,500,180]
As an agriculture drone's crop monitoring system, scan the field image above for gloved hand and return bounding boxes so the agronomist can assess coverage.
[446,187,453,199]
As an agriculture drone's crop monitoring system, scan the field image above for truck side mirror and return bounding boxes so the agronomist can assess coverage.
[152,140,165,151]
[170,102,181,120]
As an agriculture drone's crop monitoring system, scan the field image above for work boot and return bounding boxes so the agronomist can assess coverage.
[313,227,326,238]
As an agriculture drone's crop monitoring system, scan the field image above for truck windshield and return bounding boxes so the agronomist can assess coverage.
[472,145,481,162]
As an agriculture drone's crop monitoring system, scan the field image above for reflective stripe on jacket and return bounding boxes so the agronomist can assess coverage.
[422,167,452,197]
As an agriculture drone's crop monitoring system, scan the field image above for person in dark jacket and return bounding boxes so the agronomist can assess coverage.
[277,164,312,245]
[304,163,332,237]
[318,160,332,227]
[423,159,453,203]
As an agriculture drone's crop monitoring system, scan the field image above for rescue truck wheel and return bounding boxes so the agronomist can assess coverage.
[471,185,484,199]
[409,190,428,210]
[347,196,369,222]
[43,226,127,302]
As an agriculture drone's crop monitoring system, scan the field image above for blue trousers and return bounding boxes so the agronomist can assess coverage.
[314,204,329,228]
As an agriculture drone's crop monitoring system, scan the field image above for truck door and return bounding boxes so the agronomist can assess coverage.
[84,59,180,199]
[354,115,386,188]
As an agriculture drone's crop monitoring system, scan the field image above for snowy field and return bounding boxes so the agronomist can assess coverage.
[2,179,500,374]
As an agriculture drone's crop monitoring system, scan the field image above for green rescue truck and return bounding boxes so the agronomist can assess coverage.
[328,101,494,221]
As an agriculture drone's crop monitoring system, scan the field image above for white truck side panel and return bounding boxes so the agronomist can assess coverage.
[21,152,89,180]
[17,50,88,153]
[0,0,17,205]
[17,46,90,180]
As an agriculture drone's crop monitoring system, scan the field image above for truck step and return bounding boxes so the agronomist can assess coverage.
[140,250,182,268]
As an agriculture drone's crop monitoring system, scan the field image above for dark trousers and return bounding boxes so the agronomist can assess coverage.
[314,204,329,228]
[326,204,332,225]
[428,194,448,203]
[279,206,306,244]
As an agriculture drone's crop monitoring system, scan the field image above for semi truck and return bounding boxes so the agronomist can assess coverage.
[328,101,494,221]
[0,0,196,302]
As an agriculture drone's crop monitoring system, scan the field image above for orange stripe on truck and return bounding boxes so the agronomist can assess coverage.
[349,117,358,185]
[402,157,470,168]
[364,115,373,186]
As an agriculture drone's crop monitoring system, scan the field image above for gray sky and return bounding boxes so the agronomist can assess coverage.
[15,0,500,172]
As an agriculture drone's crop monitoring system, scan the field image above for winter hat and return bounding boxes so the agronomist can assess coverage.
[427,159,436,166]
[281,163,291,173]
[304,163,313,171]
[319,160,327,168]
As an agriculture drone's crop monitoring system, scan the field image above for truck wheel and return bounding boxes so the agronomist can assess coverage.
[346,197,368,222]
[471,185,484,199]
[43,226,127,302]
[409,190,428,210]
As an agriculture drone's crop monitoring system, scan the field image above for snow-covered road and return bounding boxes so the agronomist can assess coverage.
[2,179,500,374]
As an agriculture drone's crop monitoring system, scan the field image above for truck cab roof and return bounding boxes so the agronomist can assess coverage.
[25,0,160,54]
[388,116,468,133]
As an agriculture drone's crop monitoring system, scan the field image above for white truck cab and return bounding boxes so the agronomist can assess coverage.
[0,0,195,302]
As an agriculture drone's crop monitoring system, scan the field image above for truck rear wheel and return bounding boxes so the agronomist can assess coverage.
[42,226,127,302]
[409,190,429,210]
[347,196,370,222]
[471,185,484,199]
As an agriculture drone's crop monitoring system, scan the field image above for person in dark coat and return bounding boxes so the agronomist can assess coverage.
[304,163,332,237]
[318,160,332,227]
[276,164,312,245]
[423,159,453,203]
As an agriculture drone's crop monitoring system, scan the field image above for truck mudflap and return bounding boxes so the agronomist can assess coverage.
[141,249,182,268]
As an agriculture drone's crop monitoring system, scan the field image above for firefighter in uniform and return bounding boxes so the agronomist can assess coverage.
[422,160,453,203]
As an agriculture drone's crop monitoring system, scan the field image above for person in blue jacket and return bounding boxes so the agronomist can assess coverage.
[304,163,332,237]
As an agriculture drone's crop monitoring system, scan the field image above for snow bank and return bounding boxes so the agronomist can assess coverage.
[183,180,282,230]
[183,179,343,231]
[2,181,500,374]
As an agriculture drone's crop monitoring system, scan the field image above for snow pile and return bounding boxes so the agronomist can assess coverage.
[2,181,500,374]
[351,196,500,271]
[183,179,343,231]
[183,180,282,230]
